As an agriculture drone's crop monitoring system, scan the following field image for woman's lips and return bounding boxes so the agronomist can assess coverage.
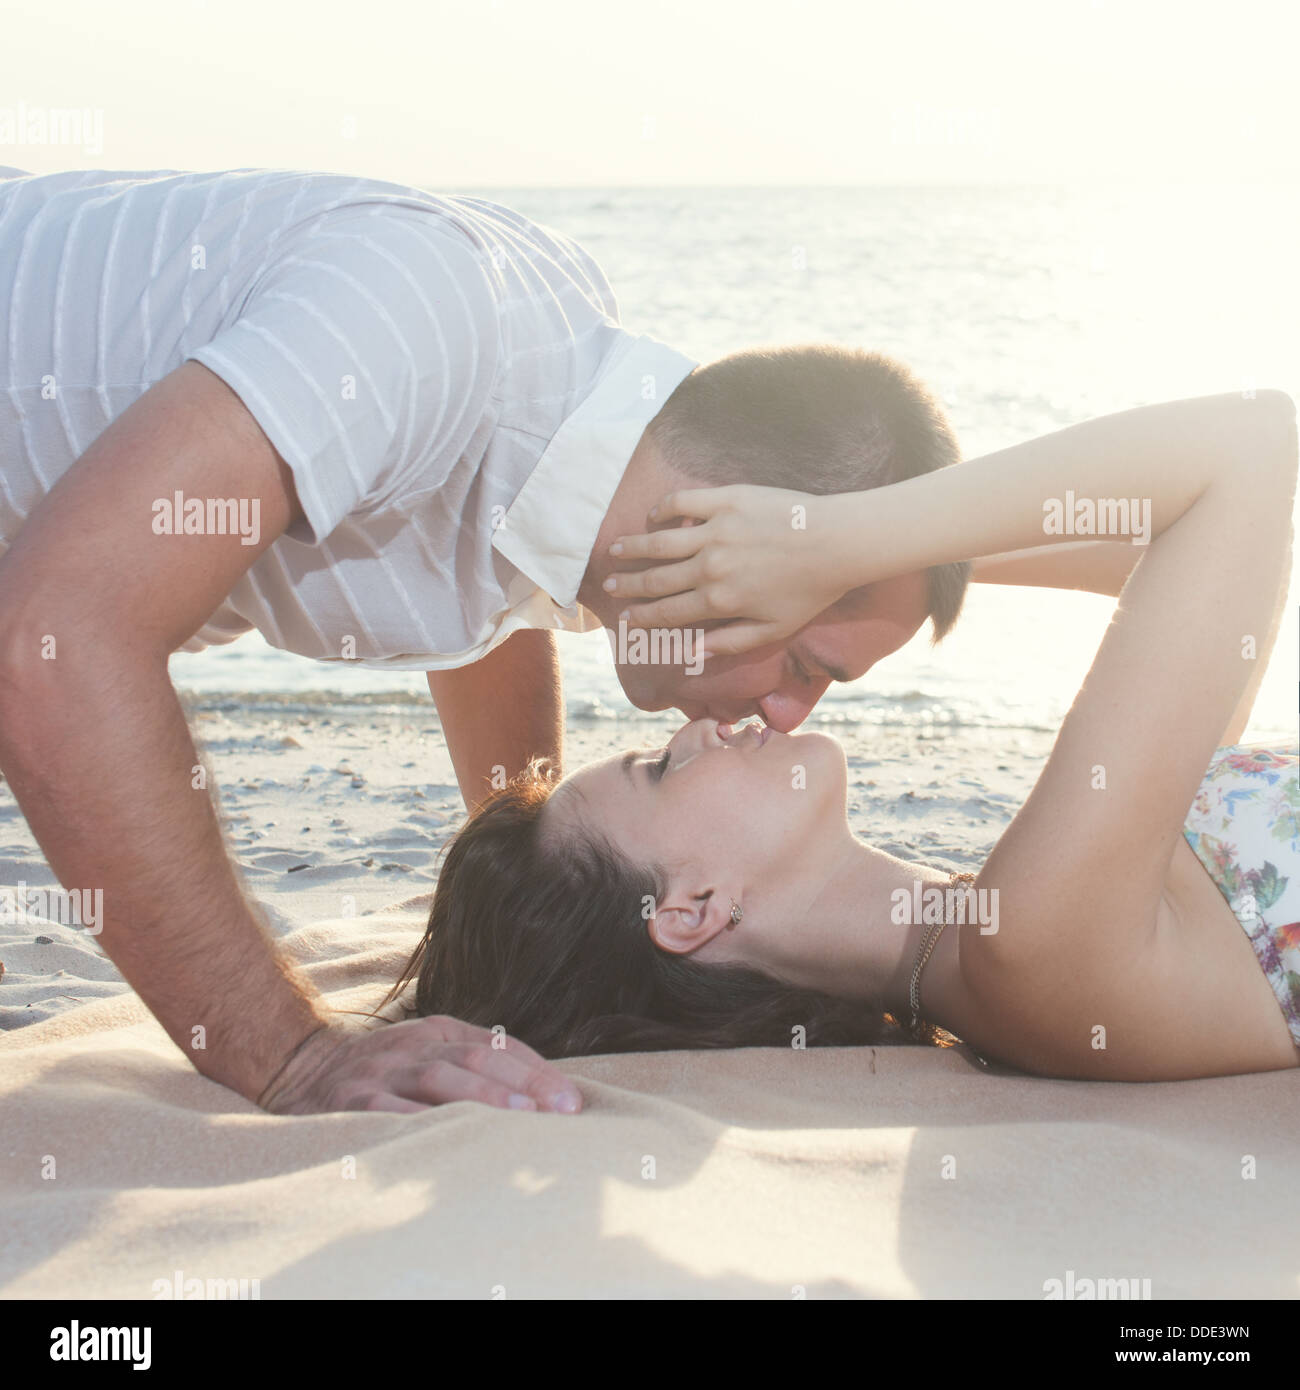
[718,719,771,748]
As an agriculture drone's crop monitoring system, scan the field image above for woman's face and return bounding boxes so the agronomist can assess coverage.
[541,718,850,958]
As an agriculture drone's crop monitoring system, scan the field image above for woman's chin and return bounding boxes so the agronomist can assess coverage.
[786,728,845,760]
[775,729,848,799]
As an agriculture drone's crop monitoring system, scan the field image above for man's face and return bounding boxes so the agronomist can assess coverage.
[610,570,930,731]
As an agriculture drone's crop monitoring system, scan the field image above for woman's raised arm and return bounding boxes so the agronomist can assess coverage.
[607,395,1292,656]
[964,392,1296,982]
[610,389,1297,971]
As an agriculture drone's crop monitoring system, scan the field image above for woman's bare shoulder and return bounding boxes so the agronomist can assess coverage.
[948,853,1299,1080]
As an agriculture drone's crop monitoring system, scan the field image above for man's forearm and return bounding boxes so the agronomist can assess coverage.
[0,640,325,1101]
[428,629,563,811]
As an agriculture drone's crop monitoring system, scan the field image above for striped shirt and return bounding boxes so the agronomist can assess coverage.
[0,166,697,667]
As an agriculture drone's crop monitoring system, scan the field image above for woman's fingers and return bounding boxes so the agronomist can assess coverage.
[607,523,704,564]
[697,621,783,659]
[646,487,736,525]
[619,589,730,632]
[604,556,703,602]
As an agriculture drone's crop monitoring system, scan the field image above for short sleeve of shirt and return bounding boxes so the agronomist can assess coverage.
[538,221,620,322]
[186,208,501,545]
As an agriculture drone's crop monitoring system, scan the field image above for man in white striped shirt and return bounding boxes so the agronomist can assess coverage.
[0,166,968,1117]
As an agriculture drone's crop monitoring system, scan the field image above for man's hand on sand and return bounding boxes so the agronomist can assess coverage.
[256,1015,584,1116]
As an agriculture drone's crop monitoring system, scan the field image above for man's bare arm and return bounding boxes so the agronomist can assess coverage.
[0,362,582,1115]
[428,629,564,812]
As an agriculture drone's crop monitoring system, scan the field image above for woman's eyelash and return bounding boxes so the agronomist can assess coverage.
[653,749,670,778]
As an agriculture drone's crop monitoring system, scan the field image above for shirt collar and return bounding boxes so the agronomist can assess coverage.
[491,330,698,612]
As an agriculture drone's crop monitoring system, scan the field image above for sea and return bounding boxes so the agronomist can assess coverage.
[170,182,1300,744]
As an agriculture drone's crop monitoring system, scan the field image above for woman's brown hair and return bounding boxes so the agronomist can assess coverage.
[380,758,952,1058]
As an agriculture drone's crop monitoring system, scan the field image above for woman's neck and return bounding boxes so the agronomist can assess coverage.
[749,833,965,1021]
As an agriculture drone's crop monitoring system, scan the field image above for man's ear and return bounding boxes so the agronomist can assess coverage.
[647,879,742,956]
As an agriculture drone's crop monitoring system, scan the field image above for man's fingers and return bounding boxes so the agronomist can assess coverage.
[394,1059,542,1112]
[447,1039,571,1098]
[519,1061,583,1114]
[401,1056,581,1115]
[403,1017,582,1112]
[359,1092,430,1114]
[261,1017,583,1117]
[413,1012,539,1061]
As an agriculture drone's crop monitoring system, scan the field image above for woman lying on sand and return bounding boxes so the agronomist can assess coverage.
[385,390,1300,1081]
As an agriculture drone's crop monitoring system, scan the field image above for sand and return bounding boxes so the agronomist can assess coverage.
[9,694,1295,1300]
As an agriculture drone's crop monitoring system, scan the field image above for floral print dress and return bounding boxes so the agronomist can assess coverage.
[1182,745,1300,1050]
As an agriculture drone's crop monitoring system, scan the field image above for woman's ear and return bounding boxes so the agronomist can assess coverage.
[647,879,742,956]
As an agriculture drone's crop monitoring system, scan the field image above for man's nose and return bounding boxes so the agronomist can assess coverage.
[758,689,825,733]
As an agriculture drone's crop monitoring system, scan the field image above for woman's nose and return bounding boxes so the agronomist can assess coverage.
[673,716,728,752]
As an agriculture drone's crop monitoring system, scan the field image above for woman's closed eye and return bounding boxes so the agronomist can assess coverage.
[618,747,672,784]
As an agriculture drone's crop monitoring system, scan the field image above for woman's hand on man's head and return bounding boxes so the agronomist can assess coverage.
[602,485,859,658]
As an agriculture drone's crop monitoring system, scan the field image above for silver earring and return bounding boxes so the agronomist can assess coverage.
[729,898,743,928]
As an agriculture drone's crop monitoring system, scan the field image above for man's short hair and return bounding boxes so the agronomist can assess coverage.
[643,343,969,640]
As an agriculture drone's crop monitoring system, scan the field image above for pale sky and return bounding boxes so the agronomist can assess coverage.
[1,0,1296,185]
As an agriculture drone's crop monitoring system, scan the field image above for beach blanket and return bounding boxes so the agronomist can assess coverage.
[2,903,1296,1299]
